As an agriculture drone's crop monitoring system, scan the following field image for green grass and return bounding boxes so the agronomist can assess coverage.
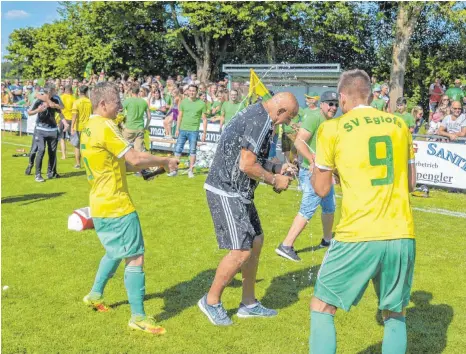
[2,134,466,353]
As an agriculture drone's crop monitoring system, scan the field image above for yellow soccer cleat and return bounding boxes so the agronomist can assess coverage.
[128,316,166,335]
[83,294,110,313]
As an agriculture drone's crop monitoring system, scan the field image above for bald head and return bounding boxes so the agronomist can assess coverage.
[337,69,372,113]
[263,92,299,125]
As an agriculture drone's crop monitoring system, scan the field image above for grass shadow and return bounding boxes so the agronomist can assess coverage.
[59,171,87,179]
[261,265,320,310]
[109,268,243,321]
[296,244,324,254]
[358,291,453,354]
[1,192,65,205]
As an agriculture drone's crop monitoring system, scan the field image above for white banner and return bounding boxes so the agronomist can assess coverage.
[413,140,466,189]
[146,116,221,153]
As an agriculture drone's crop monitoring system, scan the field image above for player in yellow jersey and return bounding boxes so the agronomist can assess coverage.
[59,85,76,159]
[309,70,417,354]
[81,82,178,335]
[71,85,92,169]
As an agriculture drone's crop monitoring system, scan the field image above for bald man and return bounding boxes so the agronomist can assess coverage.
[199,93,298,326]
[309,70,416,353]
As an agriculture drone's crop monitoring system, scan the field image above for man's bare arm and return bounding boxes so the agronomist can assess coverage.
[408,163,416,193]
[311,166,333,198]
[294,128,314,164]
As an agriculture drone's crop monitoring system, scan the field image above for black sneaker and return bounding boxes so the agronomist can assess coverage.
[320,239,331,248]
[275,243,301,262]
[47,173,60,179]
[35,175,45,183]
[25,165,33,175]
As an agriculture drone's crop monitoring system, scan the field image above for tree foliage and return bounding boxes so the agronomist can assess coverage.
[4,0,465,110]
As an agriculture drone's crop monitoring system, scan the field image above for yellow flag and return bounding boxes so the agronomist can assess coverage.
[248,69,272,104]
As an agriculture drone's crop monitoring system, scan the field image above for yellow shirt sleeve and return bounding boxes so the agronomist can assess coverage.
[315,120,338,170]
[103,120,131,158]
[71,100,79,115]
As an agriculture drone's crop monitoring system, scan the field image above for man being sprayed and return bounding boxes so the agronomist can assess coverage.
[199,92,299,326]
[276,91,338,262]
[80,82,178,334]
[309,69,416,354]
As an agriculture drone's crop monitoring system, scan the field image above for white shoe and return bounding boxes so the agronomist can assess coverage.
[188,170,194,178]
[167,170,178,177]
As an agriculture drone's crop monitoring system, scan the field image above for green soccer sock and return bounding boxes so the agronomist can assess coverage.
[90,254,121,297]
[310,311,336,354]
[124,265,146,317]
[382,317,407,354]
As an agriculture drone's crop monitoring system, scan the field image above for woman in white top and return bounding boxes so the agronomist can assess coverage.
[147,89,167,119]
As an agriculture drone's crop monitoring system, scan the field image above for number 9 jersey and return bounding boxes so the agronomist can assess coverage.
[315,106,415,242]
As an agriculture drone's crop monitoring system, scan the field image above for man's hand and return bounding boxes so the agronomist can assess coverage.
[62,121,70,131]
[71,129,76,136]
[175,129,180,138]
[273,174,292,192]
[37,103,49,113]
[280,163,298,176]
[201,133,206,142]
[308,153,316,171]
[449,133,458,141]
[164,157,179,173]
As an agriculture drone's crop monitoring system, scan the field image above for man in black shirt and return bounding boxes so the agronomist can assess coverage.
[199,92,299,326]
[27,85,68,182]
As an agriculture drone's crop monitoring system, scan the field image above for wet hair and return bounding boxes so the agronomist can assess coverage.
[64,84,72,93]
[90,82,119,108]
[337,69,371,102]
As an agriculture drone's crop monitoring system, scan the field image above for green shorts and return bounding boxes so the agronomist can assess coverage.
[315,239,415,313]
[93,211,145,260]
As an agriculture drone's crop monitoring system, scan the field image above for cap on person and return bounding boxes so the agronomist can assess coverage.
[373,84,382,92]
[396,97,407,105]
[305,91,319,99]
[320,91,338,102]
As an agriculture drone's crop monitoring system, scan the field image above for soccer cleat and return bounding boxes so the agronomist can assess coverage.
[188,169,195,178]
[275,243,301,262]
[128,315,166,335]
[167,170,178,177]
[35,175,45,183]
[237,300,278,318]
[25,165,33,175]
[198,294,233,326]
[74,164,81,169]
[83,294,110,313]
[320,238,331,248]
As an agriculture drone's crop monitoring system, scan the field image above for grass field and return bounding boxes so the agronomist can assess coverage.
[2,134,465,354]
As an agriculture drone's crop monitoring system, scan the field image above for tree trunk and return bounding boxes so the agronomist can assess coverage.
[197,35,212,82]
[266,36,276,64]
[389,3,423,113]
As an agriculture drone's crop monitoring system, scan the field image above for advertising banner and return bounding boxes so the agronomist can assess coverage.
[414,140,466,189]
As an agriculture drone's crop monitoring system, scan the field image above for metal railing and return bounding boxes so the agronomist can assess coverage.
[412,134,466,143]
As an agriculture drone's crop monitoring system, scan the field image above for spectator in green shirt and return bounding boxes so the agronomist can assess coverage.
[276,91,338,262]
[214,89,245,129]
[370,85,386,111]
[122,84,151,152]
[394,97,415,133]
[445,79,464,102]
[171,84,207,178]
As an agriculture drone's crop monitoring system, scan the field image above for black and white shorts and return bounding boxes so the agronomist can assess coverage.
[206,190,263,250]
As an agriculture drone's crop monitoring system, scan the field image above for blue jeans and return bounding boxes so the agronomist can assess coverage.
[175,130,198,156]
[298,168,335,219]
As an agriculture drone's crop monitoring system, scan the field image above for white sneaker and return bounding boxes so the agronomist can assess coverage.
[188,170,194,178]
[167,170,178,177]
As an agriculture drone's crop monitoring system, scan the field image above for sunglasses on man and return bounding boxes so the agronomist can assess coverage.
[324,101,339,108]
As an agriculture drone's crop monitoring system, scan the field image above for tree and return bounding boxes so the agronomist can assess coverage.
[388,2,424,112]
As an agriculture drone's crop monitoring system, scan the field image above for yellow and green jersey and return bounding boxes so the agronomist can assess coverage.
[71,97,92,131]
[315,106,415,242]
[81,115,135,218]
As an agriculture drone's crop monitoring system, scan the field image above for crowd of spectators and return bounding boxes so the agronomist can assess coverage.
[2,73,466,144]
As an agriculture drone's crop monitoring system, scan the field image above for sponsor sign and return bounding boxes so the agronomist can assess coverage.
[413,140,466,189]
[146,117,221,152]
